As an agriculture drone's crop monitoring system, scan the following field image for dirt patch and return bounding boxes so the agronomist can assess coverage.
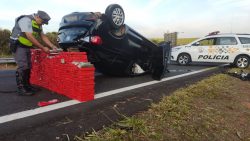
[243,102,250,109]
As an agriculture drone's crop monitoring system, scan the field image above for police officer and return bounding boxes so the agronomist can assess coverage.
[10,10,58,96]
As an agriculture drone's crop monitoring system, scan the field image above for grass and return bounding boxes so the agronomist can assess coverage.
[150,38,197,46]
[0,54,12,58]
[0,63,16,70]
[77,67,250,141]
[228,67,250,73]
[0,54,16,70]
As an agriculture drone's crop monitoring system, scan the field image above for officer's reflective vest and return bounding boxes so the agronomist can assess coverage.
[11,15,42,47]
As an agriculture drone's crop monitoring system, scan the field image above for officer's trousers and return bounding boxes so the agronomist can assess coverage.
[13,46,31,73]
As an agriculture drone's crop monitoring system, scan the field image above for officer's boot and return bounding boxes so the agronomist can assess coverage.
[24,69,40,92]
[16,70,34,96]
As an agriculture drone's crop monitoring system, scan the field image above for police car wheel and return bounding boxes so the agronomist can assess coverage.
[105,4,125,29]
[177,54,191,65]
[235,55,249,68]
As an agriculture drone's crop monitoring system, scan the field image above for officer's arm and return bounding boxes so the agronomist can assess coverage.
[41,33,57,49]
[25,32,49,51]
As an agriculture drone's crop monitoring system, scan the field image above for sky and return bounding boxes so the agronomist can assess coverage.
[0,0,250,38]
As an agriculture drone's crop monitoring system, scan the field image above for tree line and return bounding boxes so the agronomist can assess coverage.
[0,28,58,57]
[0,28,164,57]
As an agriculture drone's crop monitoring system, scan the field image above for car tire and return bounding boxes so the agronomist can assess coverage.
[234,55,250,68]
[177,53,191,65]
[105,4,125,29]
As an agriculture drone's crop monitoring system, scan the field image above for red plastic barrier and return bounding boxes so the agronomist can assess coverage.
[30,49,95,102]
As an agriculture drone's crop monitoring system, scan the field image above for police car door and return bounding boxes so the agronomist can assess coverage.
[191,37,216,62]
[214,37,238,63]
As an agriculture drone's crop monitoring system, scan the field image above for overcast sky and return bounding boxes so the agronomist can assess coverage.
[0,0,250,38]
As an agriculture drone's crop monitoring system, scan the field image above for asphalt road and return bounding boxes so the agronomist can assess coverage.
[0,63,227,141]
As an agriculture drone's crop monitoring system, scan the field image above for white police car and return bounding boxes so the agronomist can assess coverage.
[171,32,250,68]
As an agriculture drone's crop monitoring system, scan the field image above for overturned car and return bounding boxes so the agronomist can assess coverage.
[57,4,170,80]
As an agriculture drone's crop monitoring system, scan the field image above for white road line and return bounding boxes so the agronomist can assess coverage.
[0,66,218,124]
[0,100,80,124]
[94,67,216,99]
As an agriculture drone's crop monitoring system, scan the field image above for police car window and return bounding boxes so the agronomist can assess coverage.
[197,38,215,46]
[239,37,250,44]
[216,37,237,45]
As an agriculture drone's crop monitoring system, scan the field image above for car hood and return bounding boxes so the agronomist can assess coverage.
[171,46,184,52]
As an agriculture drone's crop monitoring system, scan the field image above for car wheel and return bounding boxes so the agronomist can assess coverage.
[235,55,249,68]
[105,4,125,29]
[177,53,191,65]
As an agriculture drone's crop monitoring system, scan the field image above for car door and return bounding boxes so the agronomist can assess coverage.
[190,37,216,62]
[215,37,238,63]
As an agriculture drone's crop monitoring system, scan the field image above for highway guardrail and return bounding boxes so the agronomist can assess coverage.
[0,58,15,64]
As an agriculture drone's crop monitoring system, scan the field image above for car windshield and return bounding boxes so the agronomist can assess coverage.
[193,38,215,46]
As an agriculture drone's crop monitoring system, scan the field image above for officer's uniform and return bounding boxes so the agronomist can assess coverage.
[10,11,50,96]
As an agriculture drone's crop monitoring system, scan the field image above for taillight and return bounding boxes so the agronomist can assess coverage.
[91,36,102,45]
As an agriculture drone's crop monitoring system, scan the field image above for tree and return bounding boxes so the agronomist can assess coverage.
[0,28,11,57]
[46,32,59,46]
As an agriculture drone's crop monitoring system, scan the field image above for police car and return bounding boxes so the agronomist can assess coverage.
[171,32,250,68]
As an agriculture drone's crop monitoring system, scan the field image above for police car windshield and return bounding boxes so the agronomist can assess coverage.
[192,38,215,46]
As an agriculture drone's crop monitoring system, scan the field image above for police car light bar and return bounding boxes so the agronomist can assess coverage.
[207,31,220,36]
